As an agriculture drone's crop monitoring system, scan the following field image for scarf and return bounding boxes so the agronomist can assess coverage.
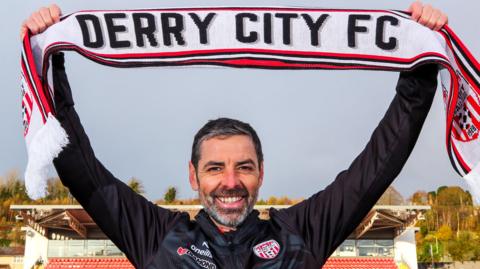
[20,7,480,200]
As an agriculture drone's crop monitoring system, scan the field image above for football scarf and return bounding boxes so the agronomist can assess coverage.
[21,8,480,200]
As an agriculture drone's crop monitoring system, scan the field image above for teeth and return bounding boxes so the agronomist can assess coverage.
[218,197,242,203]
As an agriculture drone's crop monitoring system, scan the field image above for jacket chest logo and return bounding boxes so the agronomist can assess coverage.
[253,239,281,259]
[177,246,216,269]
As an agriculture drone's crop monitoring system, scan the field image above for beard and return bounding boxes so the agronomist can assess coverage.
[199,183,259,228]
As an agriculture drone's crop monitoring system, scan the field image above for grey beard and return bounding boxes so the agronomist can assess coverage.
[200,190,258,228]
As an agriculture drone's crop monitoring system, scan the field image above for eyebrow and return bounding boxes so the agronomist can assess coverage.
[236,159,256,167]
[202,159,257,169]
[203,161,225,169]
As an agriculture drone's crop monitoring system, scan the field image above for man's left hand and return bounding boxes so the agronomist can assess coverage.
[408,1,448,31]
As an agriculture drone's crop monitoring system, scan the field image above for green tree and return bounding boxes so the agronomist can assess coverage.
[427,191,437,205]
[417,236,444,263]
[472,240,480,261]
[127,177,145,195]
[0,170,29,202]
[164,187,177,204]
[447,231,475,262]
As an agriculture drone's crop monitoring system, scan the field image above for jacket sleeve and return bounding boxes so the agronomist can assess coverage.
[274,64,438,265]
[51,53,184,269]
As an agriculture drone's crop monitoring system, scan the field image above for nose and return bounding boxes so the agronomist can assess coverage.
[222,168,240,189]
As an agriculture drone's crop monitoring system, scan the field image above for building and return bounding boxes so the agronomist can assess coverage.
[10,204,429,269]
[0,247,24,269]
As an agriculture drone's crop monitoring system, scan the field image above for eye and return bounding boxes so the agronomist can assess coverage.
[206,166,222,172]
[238,165,254,171]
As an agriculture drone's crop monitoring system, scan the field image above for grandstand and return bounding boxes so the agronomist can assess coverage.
[10,204,428,269]
[0,247,24,269]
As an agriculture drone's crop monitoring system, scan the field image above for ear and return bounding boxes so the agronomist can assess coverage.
[258,161,264,187]
[189,161,199,191]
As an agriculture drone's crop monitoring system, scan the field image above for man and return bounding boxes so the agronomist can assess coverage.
[22,2,447,268]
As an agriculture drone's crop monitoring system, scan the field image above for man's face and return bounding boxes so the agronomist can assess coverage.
[189,135,263,228]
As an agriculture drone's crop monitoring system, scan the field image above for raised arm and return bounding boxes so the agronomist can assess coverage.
[276,2,447,265]
[277,64,438,264]
[23,7,184,269]
[51,54,184,268]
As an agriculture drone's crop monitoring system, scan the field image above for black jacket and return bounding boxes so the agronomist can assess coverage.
[52,54,437,269]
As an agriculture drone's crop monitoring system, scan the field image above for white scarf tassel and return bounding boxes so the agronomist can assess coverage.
[465,164,480,204]
[25,113,69,200]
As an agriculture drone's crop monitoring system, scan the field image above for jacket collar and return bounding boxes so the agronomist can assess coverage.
[195,209,261,246]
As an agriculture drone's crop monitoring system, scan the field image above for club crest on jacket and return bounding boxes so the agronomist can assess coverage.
[253,239,281,259]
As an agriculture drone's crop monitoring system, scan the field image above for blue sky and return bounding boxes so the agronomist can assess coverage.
[1,0,479,201]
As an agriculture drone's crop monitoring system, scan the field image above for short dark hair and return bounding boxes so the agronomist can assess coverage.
[191,118,263,169]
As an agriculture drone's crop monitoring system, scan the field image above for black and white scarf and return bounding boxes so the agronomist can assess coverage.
[20,7,480,200]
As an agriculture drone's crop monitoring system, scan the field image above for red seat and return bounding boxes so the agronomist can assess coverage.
[46,257,135,269]
[323,257,398,269]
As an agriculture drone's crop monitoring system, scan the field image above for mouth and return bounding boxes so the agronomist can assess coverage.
[215,196,246,209]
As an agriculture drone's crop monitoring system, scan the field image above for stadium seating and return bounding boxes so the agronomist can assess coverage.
[323,257,398,269]
[45,257,134,269]
[45,256,398,268]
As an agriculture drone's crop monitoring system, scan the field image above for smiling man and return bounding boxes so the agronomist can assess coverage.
[22,2,448,269]
[189,119,264,231]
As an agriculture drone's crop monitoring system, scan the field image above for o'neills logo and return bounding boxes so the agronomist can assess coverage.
[177,247,217,269]
[253,239,280,259]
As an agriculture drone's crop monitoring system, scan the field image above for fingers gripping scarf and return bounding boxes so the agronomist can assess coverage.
[20,7,480,200]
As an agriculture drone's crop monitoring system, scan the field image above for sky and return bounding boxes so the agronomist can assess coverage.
[1,0,479,202]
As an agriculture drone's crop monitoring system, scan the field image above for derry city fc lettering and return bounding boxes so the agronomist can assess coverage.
[75,11,400,50]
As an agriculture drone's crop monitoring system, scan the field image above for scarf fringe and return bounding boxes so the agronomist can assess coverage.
[25,114,69,199]
[465,163,480,204]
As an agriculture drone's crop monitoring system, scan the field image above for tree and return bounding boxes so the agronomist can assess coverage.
[437,186,472,207]
[417,237,444,263]
[427,191,437,205]
[0,170,29,202]
[435,186,473,231]
[266,196,278,205]
[45,177,73,202]
[409,191,428,205]
[164,187,177,204]
[435,225,453,241]
[437,186,448,195]
[447,231,475,262]
[127,177,145,195]
[276,196,292,205]
[5,224,24,247]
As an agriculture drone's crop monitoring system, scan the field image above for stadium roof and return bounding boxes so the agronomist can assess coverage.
[10,204,429,240]
[0,247,24,256]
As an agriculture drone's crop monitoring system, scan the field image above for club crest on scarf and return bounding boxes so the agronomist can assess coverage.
[21,76,33,136]
[253,239,281,259]
[452,72,480,142]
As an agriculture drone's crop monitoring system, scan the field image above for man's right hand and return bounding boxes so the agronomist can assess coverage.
[20,4,61,39]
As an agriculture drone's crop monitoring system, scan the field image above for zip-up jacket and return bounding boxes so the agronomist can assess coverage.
[52,53,438,269]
